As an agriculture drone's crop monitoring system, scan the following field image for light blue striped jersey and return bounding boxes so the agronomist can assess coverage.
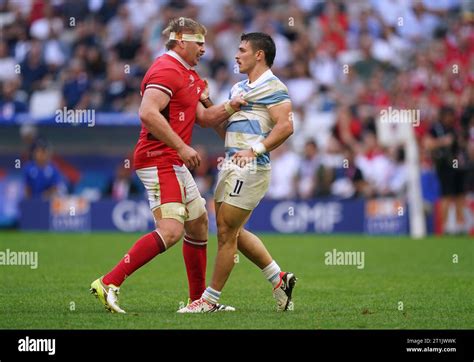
[225,69,291,168]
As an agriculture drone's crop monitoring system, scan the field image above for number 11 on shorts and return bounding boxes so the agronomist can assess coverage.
[230,179,244,196]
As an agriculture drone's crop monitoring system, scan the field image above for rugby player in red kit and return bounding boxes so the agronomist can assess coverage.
[91,17,246,313]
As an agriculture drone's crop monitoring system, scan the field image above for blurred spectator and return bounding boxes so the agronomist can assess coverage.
[29,3,64,41]
[420,148,441,205]
[126,0,160,30]
[102,60,133,111]
[372,25,411,68]
[114,23,142,61]
[387,146,408,196]
[333,105,363,149]
[295,140,322,199]
[12,25,30,63]
[397,1,441,44]
[309,43,341,88]
[197,0,233,27]
[0,40,17,82]
[330,145,369,198]
[106,163,141,200]
[315,1,348,54]
[72,20,102,51]
[96,0,122,24]
[105,4,132,48]
[84,46,107,79]
[353,32,383,80]
[461,88,474,139]
[208,45,228,78]
[23,139,64,199]
[19,40,49,94]
[355,130,393,196]
[267,144,300,200]
[465,140,474,194]
[215,18,246,66]
[371,0,410,28]
[42,22,67,69]
[0,79,28,121]
[207,66,233,104]
[61,58,90,109]
[62,0,90,22]
[286,61,315,108]
[348,7,382,49]
[424,106,467,233]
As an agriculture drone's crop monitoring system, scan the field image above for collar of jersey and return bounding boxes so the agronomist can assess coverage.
[166,50,194,70]
[246,69,273,89]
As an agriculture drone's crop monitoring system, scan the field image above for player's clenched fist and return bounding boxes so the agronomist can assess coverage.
[177,144,201,169]
[200,79,210,101]
[228,96,248,112]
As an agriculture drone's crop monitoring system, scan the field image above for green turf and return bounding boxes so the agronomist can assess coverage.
[0,232,472,329]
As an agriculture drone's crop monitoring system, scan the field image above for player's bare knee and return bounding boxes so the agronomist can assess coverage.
[158,226,184,247]
[194,212,208,235]
[217,223,239,244]
[216,218,228,234]
[186,225,207,240]
[201,211,209,226]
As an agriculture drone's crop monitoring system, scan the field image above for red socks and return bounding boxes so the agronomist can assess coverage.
[103,231,166,287]
[102,231,207,301]
[182,235,207,301]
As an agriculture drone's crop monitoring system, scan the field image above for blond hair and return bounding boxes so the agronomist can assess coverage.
[162,17,207,50]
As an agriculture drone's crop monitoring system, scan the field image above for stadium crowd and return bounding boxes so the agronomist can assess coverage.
[0,0,473,233]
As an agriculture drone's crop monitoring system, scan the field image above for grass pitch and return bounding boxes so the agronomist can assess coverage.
[0,232,472,329]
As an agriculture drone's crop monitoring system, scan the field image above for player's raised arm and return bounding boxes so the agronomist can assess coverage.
[195,96,247,128]
[139,88,201,169]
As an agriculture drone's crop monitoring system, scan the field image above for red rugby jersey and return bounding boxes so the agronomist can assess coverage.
[133,51,205,169]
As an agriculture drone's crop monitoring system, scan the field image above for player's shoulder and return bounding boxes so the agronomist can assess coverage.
[264,74,289,93]
[231,79,248,91]
[147,54,183,76]
[260,73,291,107]
[228,79,246,97]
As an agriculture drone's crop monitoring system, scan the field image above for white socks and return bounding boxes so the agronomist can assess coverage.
[202,261,282,305]
[202,286,221,304]
[262,260,281,288]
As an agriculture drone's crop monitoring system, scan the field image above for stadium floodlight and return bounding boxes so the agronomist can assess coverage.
[377,108,426,239]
